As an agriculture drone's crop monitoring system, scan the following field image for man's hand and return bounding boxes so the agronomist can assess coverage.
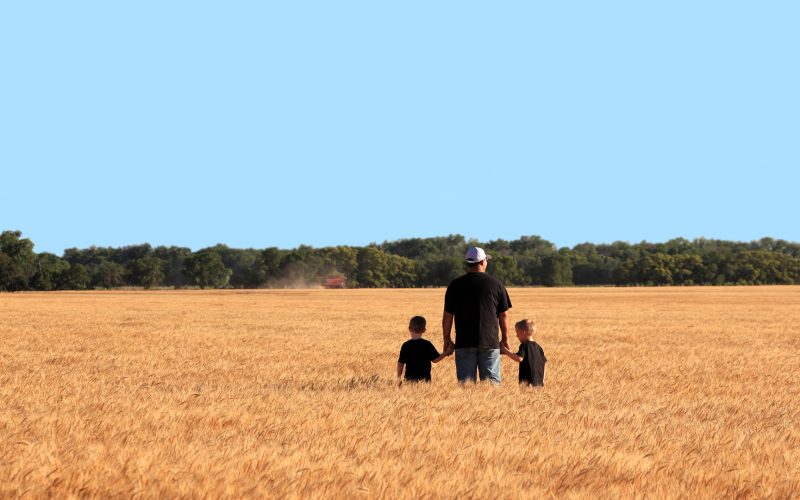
[498,310,510,351]
[444,344,455,356]
[442,311,455,353]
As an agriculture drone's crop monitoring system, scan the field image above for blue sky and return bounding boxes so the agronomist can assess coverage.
[2,2,798,254]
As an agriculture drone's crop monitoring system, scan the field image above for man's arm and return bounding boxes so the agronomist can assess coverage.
[442,311,454,350]
[498,310,510,350]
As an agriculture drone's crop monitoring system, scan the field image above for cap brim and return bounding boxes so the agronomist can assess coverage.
[465,256,490,263]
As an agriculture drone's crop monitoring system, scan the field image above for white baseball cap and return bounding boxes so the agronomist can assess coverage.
[465,246,491,264]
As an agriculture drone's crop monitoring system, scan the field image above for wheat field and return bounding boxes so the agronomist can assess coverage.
[1,287,799,498]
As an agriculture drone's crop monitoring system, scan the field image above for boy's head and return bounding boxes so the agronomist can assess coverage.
[515,319,536,341]
[409,316,427,335]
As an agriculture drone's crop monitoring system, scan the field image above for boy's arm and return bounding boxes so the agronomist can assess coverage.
[432,344,454,364]
[431,345,454,363]
[396,362,404,380]
[500,345,523,363]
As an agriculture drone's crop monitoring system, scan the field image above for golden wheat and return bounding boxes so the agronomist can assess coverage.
[1,287,799,498]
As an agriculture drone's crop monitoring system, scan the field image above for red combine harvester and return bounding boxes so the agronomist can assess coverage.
[323,276,346,289]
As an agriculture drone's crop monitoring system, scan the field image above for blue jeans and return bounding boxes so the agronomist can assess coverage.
[455,348,501,384]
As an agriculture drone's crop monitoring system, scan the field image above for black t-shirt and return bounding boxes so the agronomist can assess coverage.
[444,272,512,349]
[398,338,441,382]
[517,341,546,386]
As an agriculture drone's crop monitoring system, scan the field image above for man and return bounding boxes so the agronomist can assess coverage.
[442,246,512,384]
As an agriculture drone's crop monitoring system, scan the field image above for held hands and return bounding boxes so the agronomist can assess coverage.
[443,338,454,353]
[444,344,455,356]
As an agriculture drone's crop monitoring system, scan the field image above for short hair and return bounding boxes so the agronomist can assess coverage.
[466,259,485,269]
[515,319,535,333]
[409,316,427,333]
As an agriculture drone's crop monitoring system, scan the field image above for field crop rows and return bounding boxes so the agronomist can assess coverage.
[1,287,799,497]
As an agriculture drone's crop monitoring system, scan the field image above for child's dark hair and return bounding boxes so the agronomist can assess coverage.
[409,316,427,333]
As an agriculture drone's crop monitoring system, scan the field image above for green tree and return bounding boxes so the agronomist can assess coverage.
[317,246,359,287]
[154,246,192,288]
[571,243,614,285]
[356,246,416,288]
[488,254,523,286]
[420,257,463,286]
[355,247,390,287]
[64,263,90,290]
[541,252,573,287]
[275,245,325,287]
[93,260,125,289]
[31,253,71,290]
[381,234,467,261]
[383,253,417,288]
[671,254,703,285]
[261,247,283,280]
[209,245,264,288]
[510,235,557,256]
[0,230,37,291]
[637,254,675,285]
[129,256,165,289]
[184,250,232,289]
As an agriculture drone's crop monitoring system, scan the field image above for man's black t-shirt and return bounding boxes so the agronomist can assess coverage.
[517,341,546,386]
[398,338,441,382]
[444,272,512,349]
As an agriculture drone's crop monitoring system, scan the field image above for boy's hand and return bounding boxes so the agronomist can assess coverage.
[444,345,455,356]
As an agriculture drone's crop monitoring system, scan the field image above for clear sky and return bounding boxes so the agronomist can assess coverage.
[2,2,798,254]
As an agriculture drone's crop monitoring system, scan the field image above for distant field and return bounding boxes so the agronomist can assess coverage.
[2,287,799,497]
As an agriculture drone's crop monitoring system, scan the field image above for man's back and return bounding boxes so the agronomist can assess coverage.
[444,272,511,349]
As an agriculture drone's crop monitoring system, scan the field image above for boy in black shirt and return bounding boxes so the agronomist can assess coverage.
[501,319,547,386]
[397,316,453,383]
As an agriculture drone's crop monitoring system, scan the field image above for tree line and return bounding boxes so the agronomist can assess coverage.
[2,230,799,291]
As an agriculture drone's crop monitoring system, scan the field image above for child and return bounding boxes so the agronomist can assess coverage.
[501,319,547,386]
[397,316,454,383]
